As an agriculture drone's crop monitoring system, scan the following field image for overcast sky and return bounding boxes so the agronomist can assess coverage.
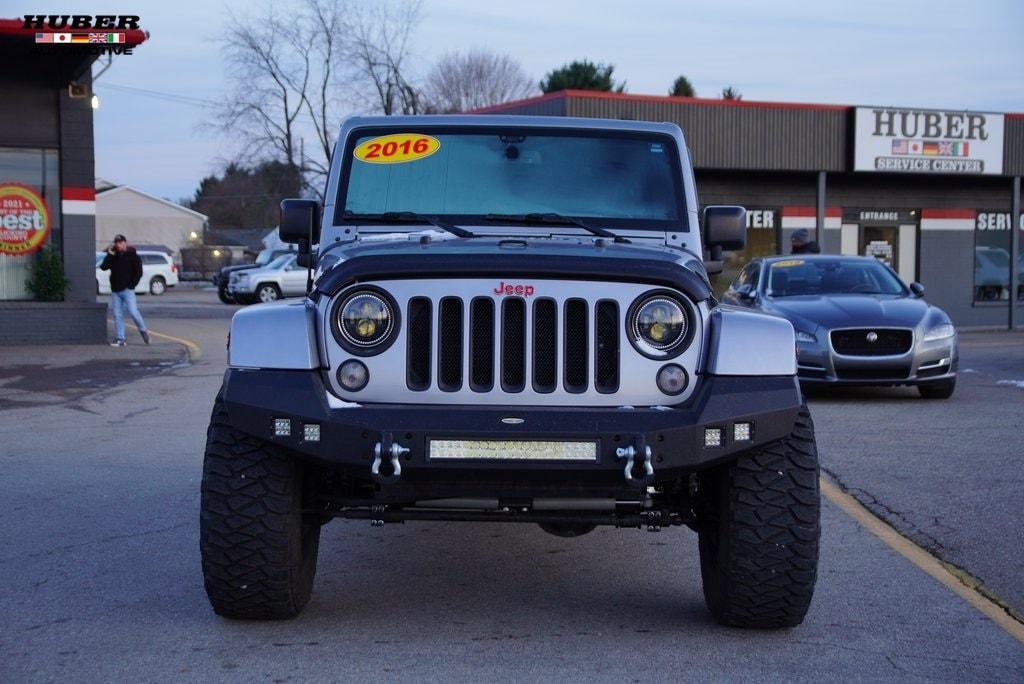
[77,0,1024,201]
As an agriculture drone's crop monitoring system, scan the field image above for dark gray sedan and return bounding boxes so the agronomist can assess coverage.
[721,255,958,398]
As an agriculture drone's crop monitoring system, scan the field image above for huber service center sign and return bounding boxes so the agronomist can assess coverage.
[854,107,1004,175]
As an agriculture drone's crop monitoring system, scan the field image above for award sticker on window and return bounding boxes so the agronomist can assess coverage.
[0,183,52,256]
[354,134,441,164]
[772,260,805,268]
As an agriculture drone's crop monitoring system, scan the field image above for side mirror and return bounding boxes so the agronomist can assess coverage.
[737,283,755,300]
[703,205,747,250]
[910,282,925,297]
[280,199,321,244]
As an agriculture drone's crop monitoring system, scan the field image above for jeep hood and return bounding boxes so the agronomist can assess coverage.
[314,236,712,302]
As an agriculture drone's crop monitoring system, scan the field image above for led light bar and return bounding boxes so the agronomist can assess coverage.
[429,440,598,461]
[704,427,722,448]
[303,424,321,442]
[273,418,291,437]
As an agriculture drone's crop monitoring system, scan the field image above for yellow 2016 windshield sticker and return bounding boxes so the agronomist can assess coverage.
[772,259,805,268]
[354,133,441,164]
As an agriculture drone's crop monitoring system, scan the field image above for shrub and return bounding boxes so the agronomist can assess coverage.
[25,246,71,302]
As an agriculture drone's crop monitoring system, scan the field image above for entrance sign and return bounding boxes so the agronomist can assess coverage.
[854,107,1004,175]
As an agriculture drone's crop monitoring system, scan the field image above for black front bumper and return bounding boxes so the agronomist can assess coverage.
[221,369,802,488]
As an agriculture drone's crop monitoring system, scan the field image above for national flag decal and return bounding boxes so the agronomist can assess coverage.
[34,31,126,45]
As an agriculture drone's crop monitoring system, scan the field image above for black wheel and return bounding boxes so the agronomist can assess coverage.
[217,284,235,304]
[256,283,281,303]
[200,392,321,619]
[697,402,820,629]
[149,276,166,296]
[918,377,956,399]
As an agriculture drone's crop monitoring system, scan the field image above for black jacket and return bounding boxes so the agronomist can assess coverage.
[792,241,821,255]
[100,248,143,292]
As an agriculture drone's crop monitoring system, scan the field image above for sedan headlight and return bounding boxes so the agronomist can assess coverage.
[626,292,691,358]
[922,323,956,342]
[332,288,399,354]
[795,330,817,344]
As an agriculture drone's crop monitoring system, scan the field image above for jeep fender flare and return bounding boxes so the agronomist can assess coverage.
[704,306,796,376]
[229,298,320,369]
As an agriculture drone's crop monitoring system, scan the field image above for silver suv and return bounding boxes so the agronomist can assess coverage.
[200,116,820,629]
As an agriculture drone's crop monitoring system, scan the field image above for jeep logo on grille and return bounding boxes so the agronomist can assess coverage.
[866,331,879,343]
[493,281,535,297]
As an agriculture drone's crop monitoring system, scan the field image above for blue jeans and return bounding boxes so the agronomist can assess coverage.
[111,289,147,341]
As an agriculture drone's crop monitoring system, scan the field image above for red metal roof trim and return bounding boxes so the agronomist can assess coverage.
[920,209,976,219]
[473,89,851,114]
[0,18,146,45]
[782,206,842,217]
[62,186,96,201]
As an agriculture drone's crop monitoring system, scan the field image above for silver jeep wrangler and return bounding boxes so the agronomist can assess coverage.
[200,116,820,628]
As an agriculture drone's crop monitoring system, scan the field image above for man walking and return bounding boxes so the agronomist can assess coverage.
[790,229,821,255]
[99,234,150,346]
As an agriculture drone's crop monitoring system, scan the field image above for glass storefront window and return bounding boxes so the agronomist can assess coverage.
[974,210,1022,302]
[0,147,61,300]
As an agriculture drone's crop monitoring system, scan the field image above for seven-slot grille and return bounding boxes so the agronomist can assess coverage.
[830,328,913,356]
[406,296,620,394]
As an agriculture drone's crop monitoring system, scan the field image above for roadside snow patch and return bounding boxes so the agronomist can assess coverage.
[996,380,1024,389]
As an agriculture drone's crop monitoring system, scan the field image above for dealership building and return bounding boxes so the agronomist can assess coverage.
[480,90,1023,328]
[0,19,145,344]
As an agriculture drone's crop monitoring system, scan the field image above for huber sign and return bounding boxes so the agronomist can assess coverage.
[854,107,1004,175]
[0,184,52,256]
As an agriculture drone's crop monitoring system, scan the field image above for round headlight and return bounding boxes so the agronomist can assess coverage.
[628,294,689,356]
[334,289,399,354]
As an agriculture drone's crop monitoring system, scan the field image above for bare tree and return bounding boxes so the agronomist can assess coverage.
[347,0,425,115]
[424,49,536,113]
[211,0,429,194]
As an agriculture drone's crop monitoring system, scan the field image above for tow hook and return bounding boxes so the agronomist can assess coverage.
[371,432,408,484]
[616,436,654,487]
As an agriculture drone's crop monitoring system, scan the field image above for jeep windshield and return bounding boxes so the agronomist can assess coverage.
[338,129,685,230]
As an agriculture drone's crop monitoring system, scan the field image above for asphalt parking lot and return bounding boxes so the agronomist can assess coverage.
[2,287,1022,681]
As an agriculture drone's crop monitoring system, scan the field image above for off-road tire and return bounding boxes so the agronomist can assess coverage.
[149,276,166,296]
[200,393,321,619]
[217,285,235,304]
[697,402,820,629]
[918,377,955,399]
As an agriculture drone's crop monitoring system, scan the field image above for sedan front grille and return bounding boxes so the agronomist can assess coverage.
[830,328,913,356]
[406,295,619,395]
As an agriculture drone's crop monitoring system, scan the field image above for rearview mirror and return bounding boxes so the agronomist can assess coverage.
[703,205,747,250]
[910,282,925,297]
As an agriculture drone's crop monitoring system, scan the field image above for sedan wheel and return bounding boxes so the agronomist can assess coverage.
[256,283,281,303]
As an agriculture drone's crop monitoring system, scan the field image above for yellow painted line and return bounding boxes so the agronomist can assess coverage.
[821,476,1024,645]
[126,324,203,361]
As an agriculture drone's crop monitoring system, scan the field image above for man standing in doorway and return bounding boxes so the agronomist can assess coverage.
[790,229,821,255]
[99,234,150,347]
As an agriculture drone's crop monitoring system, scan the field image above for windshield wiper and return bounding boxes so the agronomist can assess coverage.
[484,212,629,243]
[342,211,475,238]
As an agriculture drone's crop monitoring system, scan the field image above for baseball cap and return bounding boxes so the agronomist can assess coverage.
[113,234,127,242]
[791,229,810,242]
